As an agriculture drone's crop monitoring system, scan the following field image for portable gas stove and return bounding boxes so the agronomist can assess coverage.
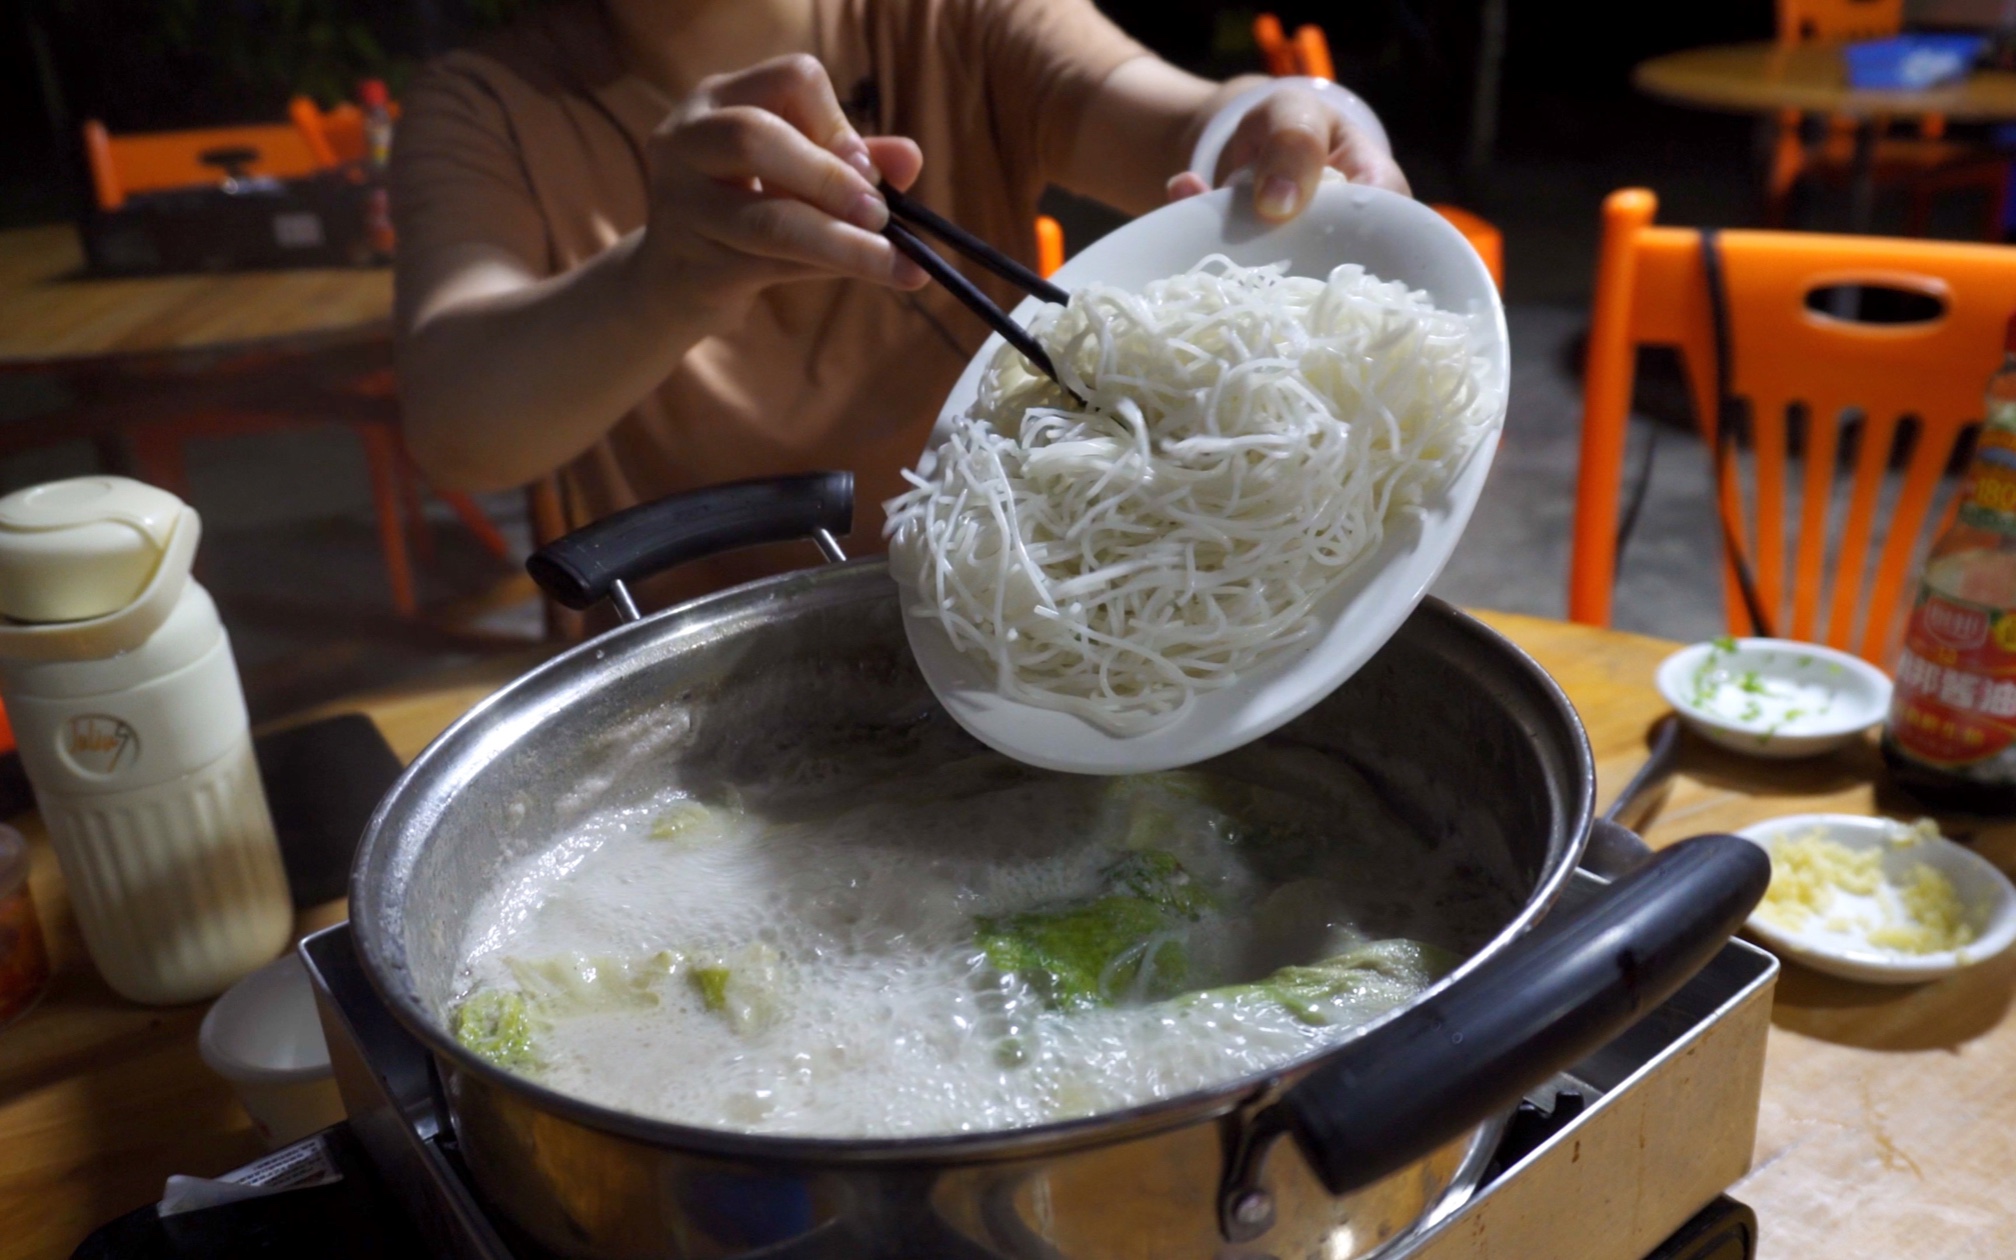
[77,874,1777,1260]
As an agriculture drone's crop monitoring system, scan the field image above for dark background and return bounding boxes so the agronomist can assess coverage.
[4,1,1775,233]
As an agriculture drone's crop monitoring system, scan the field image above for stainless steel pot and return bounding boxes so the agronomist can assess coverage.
[350,474,1767,1260]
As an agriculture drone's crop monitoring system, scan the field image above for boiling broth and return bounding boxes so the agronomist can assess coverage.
[446,743,1516,1137]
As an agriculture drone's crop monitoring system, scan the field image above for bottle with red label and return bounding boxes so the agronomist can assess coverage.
[1882,312,2016,813]
[359,79,396,261]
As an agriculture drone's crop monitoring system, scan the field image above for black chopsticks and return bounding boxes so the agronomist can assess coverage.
[877,183,1079,398]
[883,185,1070,306]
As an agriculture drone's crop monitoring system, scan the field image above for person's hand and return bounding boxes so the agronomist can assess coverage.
[1165,85,1408,223]
[637,54,928,320]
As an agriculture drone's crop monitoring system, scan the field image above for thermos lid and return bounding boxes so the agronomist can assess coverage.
[0,477,187,624]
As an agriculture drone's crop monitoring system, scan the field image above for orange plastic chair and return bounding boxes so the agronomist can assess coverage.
[1767,0,2008,239]
[82,119,324,211]
[124,394,511,619]
[1292,23,1336,82]
[289,95,402,167]
[1034,215,1066,279]
[1428,204,1504,291]
[1569,187,2016,662]
[1253,14,1298,78]
[1251,16,1505,291]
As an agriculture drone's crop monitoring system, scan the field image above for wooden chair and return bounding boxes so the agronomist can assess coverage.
[1767,0,2010,239]
[1252,14,1504,290]
[84,113,511,617]
[1569,187,2016,663]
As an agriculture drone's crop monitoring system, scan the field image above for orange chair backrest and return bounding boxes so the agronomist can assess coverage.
[290,95,400,167]
[1571,187,2016,662]
[1778,0,1903,44]
[1034,215,1065,279]
[82,119,325,212]
[1428,204,1504,291]
[1253,14,1298,78]
[1292,24,1336,81]
[290,96,344,165]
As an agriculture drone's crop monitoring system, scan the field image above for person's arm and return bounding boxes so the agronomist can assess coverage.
[967,0,1403,226]
[1070,58,1408,221]
[394,55,925,494]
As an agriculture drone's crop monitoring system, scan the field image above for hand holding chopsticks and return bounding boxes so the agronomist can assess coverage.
[877,183,1081,401]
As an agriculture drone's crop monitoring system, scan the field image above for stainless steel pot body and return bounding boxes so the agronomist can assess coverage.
[351,481,1766,1260]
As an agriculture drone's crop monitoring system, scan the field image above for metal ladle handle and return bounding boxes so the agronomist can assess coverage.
[526,473,853,620]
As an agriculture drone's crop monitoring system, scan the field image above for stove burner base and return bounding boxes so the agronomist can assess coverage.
[72,1124,1756,1260]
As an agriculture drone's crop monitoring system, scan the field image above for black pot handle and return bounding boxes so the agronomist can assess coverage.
[526,472,854,612]
[1225,832,1767,1232]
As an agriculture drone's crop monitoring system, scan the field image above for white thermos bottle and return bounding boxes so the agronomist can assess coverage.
[0,476,290,1004]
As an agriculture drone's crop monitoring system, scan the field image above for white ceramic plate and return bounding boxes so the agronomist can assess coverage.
[1736,813,2016,984]
[896,180,1509,774]
[1654,637,1892,759]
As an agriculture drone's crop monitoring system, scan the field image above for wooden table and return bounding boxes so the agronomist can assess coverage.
[0,224,391,368]
[1634,40,2016,231]
[0,223,393,470]
[3,612,2012,1259]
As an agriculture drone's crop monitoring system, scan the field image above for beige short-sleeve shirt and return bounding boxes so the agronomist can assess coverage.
[392,0,1145,604]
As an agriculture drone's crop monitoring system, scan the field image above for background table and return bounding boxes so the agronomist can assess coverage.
[0,224,393,470]
[1,612,2012,1258]
[1634,40,2016,230]
[0,225,391,367]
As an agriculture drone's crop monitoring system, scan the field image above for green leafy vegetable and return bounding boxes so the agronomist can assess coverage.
[504,951,680,1016]
[1201,939,1458,1026]
[650,795,740,844]
[1103,772,1222,851]
[687,943,784,1035]
[976,850,1211,1011]
[1101,850,1214,915]
[452,990,542,1071]
[691,966,731,1011]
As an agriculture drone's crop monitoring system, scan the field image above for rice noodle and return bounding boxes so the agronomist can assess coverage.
[885,256,1497,735]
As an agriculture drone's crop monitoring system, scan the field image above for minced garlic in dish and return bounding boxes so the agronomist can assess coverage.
[1756,820,1975,955]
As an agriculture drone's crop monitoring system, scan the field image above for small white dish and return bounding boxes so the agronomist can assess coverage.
[1654,637,1891,759]
[898,180,1509,774]
[1736,813,2016,984]
[200,952,346,1147]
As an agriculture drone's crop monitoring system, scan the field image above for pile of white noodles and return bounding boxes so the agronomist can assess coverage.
[885,256,1497,735]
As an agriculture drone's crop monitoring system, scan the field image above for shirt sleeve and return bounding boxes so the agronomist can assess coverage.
[954,0,1149,189]
[389,55,553,329]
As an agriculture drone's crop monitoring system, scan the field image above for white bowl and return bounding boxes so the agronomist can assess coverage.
[199,952,346,1147]
[1736,813,2016,984]
[898,180,1509,774]
[1654,637,1891,759]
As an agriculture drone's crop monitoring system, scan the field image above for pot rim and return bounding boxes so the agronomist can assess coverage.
[350,559,1595,1165]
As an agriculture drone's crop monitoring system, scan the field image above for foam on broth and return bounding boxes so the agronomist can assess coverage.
[447,743,1516,1138]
